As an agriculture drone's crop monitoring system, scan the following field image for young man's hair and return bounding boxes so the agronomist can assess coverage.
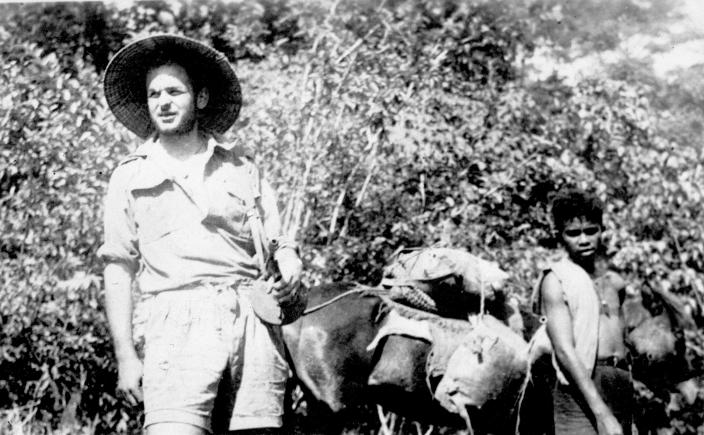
[145,52,205,94]
[550,187,604,231]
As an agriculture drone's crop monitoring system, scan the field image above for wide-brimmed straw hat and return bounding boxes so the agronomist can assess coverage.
[104,34,241,139]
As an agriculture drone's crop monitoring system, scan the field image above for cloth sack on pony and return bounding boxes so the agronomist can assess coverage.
[367,298,530,433]
[433,315,530,428]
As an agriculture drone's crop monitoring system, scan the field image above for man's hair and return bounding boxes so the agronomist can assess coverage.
[145,52,205,94]
[550,188,604,231]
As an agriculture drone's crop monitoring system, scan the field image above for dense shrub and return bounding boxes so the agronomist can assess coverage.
[1,0,703,433]
[0,34,135,431]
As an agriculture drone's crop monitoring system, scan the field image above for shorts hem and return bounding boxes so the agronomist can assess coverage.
[144,409,210,432]
[228,415,283,431]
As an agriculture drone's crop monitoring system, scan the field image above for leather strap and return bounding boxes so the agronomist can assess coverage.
[242,164,269,277]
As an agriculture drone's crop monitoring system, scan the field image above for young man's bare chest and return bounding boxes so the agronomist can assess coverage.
[594,272,628,358]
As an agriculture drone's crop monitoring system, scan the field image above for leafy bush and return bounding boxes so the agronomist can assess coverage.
[0,32,137,431]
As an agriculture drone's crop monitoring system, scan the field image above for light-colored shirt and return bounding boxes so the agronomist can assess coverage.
[98,137,284,293]
[533,255,600,385]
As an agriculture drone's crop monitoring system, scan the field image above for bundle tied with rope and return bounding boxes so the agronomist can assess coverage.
[366,248,538,432]
[380,247,510,314]
[432,314,531,431]
[622,285,697,385]
[369,297,534,433]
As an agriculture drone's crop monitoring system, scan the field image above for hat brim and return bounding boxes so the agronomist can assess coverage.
[104,34,241,139]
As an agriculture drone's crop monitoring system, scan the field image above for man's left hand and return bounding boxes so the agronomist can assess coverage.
[272,249,302,304]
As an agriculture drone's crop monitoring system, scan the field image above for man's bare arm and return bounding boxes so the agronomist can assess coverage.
[104,261,143,404]
[541,272,622,435]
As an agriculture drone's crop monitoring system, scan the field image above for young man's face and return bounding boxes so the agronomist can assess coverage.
[146,64,197,137]
[560,216,602,263]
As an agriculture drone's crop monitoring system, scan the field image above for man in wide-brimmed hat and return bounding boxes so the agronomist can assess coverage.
[98,34,303,434]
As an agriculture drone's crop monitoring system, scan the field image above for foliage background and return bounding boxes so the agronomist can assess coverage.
[1,0,703,433]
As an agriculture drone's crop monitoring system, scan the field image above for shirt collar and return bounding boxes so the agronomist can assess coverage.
[128,136,238,191]
[133,135,236,157]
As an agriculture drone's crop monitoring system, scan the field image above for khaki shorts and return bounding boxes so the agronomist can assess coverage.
[133,282,291,433]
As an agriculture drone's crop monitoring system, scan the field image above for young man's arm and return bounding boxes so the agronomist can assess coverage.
[104,262,143,405]
[541,272,623,435]
[99,164,143,404]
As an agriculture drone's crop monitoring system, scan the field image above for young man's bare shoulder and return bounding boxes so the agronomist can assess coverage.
[540,271,566,304]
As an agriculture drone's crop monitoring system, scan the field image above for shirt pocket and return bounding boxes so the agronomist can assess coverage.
[132,184,185,244]
[203,179,252,235]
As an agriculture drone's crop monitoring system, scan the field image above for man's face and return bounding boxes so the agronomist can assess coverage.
[146,64,197,137]
[560,216,602,263]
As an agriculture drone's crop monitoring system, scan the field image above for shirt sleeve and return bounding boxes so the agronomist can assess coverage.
[97,166,140,271]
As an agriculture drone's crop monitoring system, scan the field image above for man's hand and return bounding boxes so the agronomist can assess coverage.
[596,410,623,435]
[117,355,143,406]
[273,249,302,304]
[105,262,142,405]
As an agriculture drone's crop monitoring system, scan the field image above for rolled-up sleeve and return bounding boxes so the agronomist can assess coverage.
[97,166,140,271]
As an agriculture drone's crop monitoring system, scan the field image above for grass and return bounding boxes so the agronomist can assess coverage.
[0,403,453,435]
[0,405,98,435]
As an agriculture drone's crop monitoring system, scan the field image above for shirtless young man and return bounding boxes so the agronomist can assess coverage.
[537,188,633,435]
